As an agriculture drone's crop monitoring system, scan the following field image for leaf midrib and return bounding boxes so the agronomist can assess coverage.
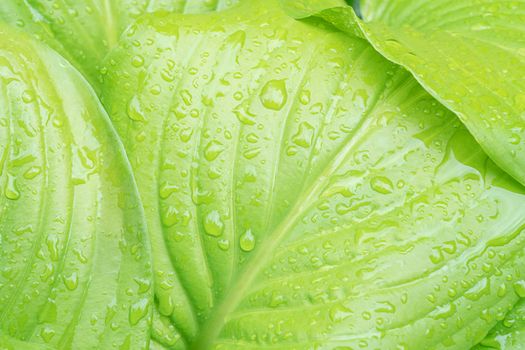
[191,63,387,350]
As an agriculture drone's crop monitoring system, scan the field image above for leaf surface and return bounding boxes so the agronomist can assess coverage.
[0,0,241,85]
[287,0,525,187]
[100,1,525,348]
[0,25,152,349]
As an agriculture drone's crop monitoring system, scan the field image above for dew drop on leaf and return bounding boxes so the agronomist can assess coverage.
[129,298,150,326]
[63,272,78,291]
[259,79,288,111]
[127,96,146,122]
[513,280,525,297]
[5,174,20,200]
[131,55,144,67]
[240,229,256,252]
[204,140,224,161]
[370,176,394,194]
[204,210,224,237]
[292,122,315,148]
[40,327,56,343]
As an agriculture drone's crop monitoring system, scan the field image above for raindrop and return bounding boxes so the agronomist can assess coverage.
[260,79,288,111]
[204,210,224,237]
[240,229,256,252]
[129,299,150,326]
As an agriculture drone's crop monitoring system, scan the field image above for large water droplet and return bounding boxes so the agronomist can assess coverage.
[513,280,525,297]
[370,176,394,194]
[63,272,78,291]
[204,141,224,161]
[204,211,224,237]
[260,80,287,111]
[5,174,20,200]
[239,229,256,252]
[129,298,150,326]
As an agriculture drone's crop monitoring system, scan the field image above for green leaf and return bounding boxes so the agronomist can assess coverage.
[472,299,525,349]
[0,25,152,349]
[100,1,525,348]
[0,0,241,85]
[286,0,525,187]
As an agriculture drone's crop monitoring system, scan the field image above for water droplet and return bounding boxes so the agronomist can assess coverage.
[46,235,59,261]
[217,239,230,251]
[63,272,78,291]
[150,84,161,95]
[131,55,144,67]
[513,280,525,297]
[162,206,179,227]
[5,174,20,200]
[299,90,311,105]
[509,133,521,145]
[204,141,224,161]
[180,127,193,142]
[292,122,315,148]
[180,90,192,106]
[159,182,179,199]
[127,96,146,122]
[235,108,256,125]
[158,294,174,316]
[134,277,151,294]
[240,229,256,252]
[24,166,42,179]
[260,79,287,111]
[329,304,353,322]
[40,327,55,343]
[370,176,394,194]
[129,299,150,326]
[497,283,507,297]
[22,90,34,103]
[246,133,259,143]
[243,148,261,159]
[204,211,224,237]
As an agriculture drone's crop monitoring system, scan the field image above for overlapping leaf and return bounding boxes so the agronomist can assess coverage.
[0,0,240,85]
[99,1,525,348]
[286,0,525,188]
[0,25,152,349]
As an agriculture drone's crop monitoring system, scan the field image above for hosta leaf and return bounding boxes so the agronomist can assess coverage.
[100,1,525,348]
[358,0,525,187]
[0,0,240,85]
[286,0,525,187]
[0,25,152,349]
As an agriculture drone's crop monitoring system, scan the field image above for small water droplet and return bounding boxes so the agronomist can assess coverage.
[243,148,261,159]
[217,239,230,251]
[131,55,144,67]
[22,90,35,103]
[24,166,42,179]
[370,176,394,194]
[40,327,55,343]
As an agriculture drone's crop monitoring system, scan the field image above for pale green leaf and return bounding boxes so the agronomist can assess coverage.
[100,1,525,348]
[286,0,525,187]
[0,25,152,349]
[0,0,241,85]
